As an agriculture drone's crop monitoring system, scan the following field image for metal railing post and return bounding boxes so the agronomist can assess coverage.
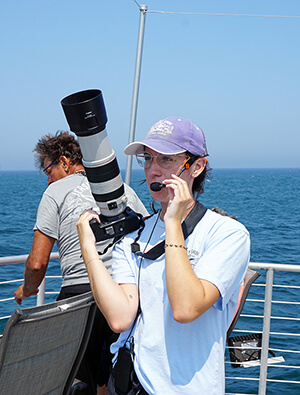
[125,4,147,185]
[258,268,274,395]
[36,277,45,306]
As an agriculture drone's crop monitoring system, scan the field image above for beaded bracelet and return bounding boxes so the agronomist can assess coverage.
[165,243,187,250]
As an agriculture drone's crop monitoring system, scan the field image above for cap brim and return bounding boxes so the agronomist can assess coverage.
[124,139,186,155]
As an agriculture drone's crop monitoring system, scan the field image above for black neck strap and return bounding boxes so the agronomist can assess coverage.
[136,201,207,261]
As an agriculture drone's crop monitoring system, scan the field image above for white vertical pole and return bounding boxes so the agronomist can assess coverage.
[125,4,147,185]
[258,268,274,395]
[37,277,45,306]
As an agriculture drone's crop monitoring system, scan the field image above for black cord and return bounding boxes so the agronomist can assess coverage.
[125,210,161,346]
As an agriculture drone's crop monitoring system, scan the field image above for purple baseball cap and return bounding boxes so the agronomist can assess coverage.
[124,117,208,157]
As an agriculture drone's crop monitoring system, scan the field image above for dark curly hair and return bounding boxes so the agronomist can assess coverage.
[33,131,83,170]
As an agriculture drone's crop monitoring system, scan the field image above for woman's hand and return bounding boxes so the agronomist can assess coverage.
[163,174,194,223]
[76,209,99,248]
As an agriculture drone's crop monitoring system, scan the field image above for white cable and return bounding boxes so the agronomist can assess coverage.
[146,10,300,19]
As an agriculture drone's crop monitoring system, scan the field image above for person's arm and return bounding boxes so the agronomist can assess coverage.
[164,218,220,323]
[76,211,139,333]
[163,174,220,323]
[14,230,55,305]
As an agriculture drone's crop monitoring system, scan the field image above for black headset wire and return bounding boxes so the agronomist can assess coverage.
[124,210,161,348]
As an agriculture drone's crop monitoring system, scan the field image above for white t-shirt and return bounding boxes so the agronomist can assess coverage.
[111,208,250,394]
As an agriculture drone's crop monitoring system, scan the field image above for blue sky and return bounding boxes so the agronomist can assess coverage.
[1,0,299,171]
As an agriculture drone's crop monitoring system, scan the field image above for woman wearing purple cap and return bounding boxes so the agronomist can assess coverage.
[76,117,250,394]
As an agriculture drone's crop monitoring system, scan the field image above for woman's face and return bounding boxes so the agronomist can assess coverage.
[143,147,192,203]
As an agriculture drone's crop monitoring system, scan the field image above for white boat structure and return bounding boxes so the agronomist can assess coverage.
[1,4,300,394]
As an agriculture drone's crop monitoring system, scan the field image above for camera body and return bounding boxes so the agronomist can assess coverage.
[90,206,143,241]
[61,89,144,241]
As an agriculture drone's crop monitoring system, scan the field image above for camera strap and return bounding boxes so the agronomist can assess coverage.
[97,212,145,256]
[132,201,207,261]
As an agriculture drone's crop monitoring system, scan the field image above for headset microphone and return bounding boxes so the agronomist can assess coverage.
[150,156,197,192]
[149,182,166,191]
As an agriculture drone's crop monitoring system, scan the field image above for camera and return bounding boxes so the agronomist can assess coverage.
[61,89,144,241]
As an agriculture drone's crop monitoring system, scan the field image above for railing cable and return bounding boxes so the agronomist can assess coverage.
[146,10,300,19]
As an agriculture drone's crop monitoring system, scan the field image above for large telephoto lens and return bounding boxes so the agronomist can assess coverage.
[61,89,127,218]
[61,89,144,242]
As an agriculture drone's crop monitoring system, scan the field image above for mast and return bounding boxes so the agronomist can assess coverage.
[125,4,147,185]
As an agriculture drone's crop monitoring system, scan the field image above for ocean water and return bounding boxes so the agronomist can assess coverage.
[0,168,299,393]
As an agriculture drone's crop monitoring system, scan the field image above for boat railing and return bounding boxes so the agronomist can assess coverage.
[225,262,300,394]
[0,255,299,394]
[0,252,60,313]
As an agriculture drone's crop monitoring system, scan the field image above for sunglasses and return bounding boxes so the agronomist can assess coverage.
[43,159,58,174]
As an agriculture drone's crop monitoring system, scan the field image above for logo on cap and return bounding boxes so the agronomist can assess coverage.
[147,119,174,138]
